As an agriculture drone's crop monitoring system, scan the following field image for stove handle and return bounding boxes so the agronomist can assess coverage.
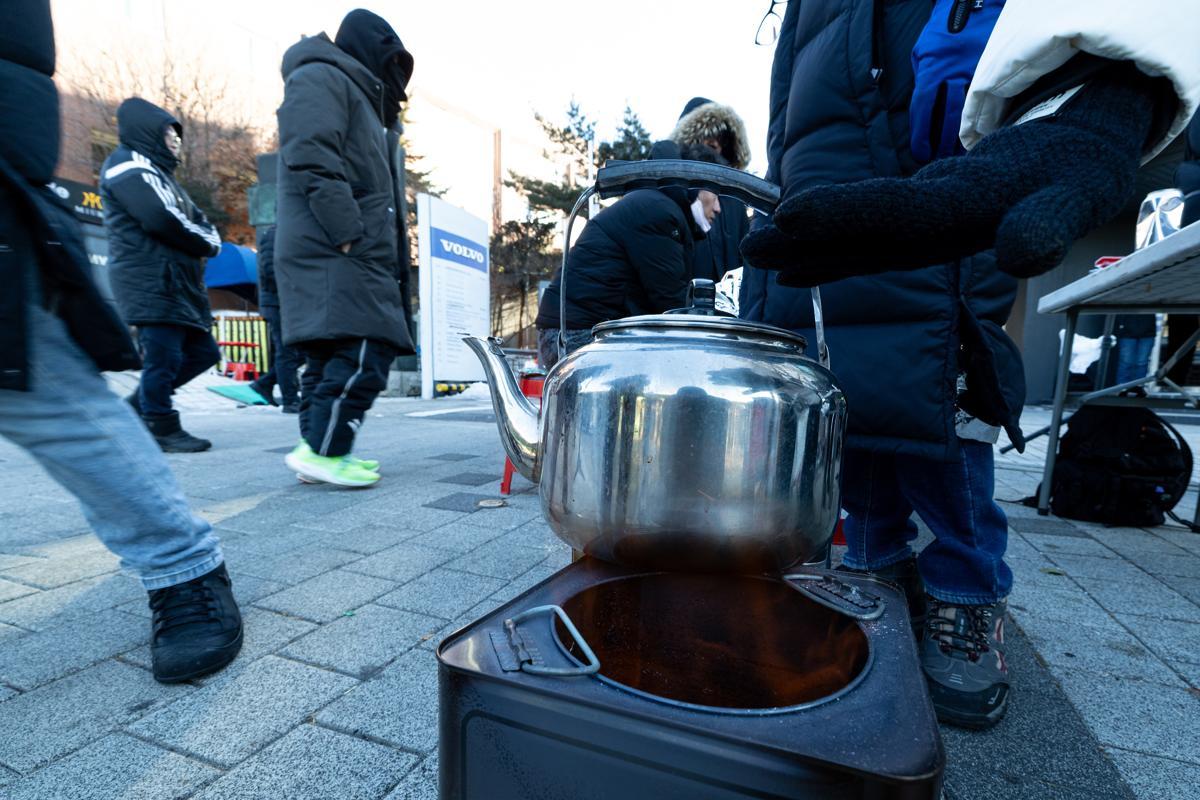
[504,604,601,677]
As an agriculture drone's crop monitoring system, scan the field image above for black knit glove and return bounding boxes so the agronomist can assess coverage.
[742,62,1163,287]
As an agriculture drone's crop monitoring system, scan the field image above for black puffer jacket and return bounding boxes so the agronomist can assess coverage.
[99,98,221,331]
[536,142,706,330]
[739,0,1022,461]
[274,30,415,354]
[671,98,753,282]
[0,0,140,390]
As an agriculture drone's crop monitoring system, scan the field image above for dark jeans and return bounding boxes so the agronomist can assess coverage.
[255,306,303,405]
[298,338,395,457]
[536,327,592,370]
[1115,336,1154,385]
[839,440,1012,605]
[136,324,221,417]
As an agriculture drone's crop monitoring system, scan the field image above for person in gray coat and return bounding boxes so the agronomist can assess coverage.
[274,9,415,487]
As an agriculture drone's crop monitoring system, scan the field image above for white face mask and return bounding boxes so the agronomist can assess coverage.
[690,197,712,234]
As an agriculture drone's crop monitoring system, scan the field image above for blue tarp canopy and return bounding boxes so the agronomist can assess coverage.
[205,243,257,289]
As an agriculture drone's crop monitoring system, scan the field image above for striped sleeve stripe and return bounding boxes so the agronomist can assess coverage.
[140,173,221,249]
[104,160,152,180]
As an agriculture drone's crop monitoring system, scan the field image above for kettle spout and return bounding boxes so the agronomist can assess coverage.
[463,337,541,482]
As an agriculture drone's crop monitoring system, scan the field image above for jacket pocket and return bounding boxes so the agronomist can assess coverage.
[957,300,1026,449]
[349,191,396,266]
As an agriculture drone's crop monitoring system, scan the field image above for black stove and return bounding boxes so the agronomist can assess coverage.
[438,558,944,799]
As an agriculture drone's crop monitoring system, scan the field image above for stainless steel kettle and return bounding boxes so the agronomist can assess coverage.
[465,160,845,573]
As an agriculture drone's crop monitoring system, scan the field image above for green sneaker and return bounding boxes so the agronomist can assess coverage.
[348,456,380,472]
[284,444,380,488]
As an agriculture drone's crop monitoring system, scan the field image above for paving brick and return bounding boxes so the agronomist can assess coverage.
[1153,529,1200,557]
[503,520,561,552]
[1047,553,1151,583]
[1106,749,1200,800]
[1172,661,1200,688]
[0,608,147,690]
[1008,583,1123,629]
[376,569,505,620]
[422,492,493,513]
[282,604,442,677]
[1023,533,1117,558]
[231,546,362,585]
[0,578,36,603]
[1089,528,1193,557]
[408,523,505,554]
[419,599,506,652]
[5,733,220,800]
[0,554,43,572]
[448,539,548,580]
[455,495,543,531]
[315,524,424,555]
[1160,574,1200,605]
[127,656,357,768]
[315,647,440,753]
[1017,615,1183,687]
[122,608,317,678]
[1116,615,1200,667]
[426,453,478,462]
[437,471,501,487]
[0,548,120,590]
[255,569,396,623]
[490,562,561,603]
[1056,672,1200,766]
[194,724,416,800]
[0,573,145,631]
[341,543,454,584]
[1008,517,1092,537]
[1124,551,1200,580]
[0,765,16,787]
[384,753,438,800]
[0,660,190,773]
[1077,577,1199,622]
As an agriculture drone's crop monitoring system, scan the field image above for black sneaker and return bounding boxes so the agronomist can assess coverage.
[148,563,243,683]
[143,411,212,453]
[837,556,927,634]
[248,380,278,406]
[921,596,1010,730]
[281,403,300,414]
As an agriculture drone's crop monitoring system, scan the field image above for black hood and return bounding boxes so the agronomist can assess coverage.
[648,140,722,237]
[678,96,713,120]
[335,9,413,125]
[117,97,181,173]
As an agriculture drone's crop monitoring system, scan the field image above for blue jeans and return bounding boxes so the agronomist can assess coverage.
[0,305,222,590]
[840,440,1011,604]
[1115,336,1154,385]
[136,324,221,416]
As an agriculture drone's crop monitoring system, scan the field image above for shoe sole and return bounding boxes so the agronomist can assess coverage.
[932,692,1010,730]
[153,625,244,684]
[284,453,380,488]
[158,442,212,453]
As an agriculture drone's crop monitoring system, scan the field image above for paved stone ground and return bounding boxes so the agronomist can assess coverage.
[0,382,1197,799]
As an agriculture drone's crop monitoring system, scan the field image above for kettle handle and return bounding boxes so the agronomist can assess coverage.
[596,159,781,215]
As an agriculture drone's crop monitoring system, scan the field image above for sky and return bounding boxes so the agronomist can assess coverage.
[50,0,779,225]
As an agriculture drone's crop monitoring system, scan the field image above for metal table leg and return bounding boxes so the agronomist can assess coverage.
[1094,314,1116,390]
[1038,310,1078,515]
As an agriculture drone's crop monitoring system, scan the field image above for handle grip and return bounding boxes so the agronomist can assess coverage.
[596,159,780,214]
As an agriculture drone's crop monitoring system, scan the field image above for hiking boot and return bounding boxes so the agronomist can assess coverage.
[248,379,278,406]
[921,596,1010,730]
[149,563,243,683]
[837,556,927,634]
[285,442,380,487]
[144,411,212,453]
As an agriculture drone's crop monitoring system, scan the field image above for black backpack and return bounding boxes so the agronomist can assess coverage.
[1040,406,1196,529]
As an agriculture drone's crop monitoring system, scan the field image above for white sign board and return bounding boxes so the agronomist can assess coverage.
[416,194,491,398]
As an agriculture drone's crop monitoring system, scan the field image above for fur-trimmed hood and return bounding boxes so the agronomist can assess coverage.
[671,100,751,170]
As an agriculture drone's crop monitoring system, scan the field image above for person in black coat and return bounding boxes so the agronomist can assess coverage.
[275,9,415,487]
[534,141,723,368]
[99,97,222,453]
[0,0,241,685]
[671,97,753,283]
[248,225,304,411]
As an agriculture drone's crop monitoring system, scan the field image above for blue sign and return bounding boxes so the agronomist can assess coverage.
[431,227,488,273]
